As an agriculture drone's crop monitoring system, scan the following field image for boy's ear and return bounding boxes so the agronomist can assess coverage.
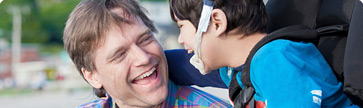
[210,9,227,37]
[82,68,103,89]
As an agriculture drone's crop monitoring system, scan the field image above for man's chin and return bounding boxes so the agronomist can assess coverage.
[121,90,167,108]
[142,85,168,107]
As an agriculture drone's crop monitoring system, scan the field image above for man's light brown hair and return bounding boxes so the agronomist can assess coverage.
[63,0,156,97]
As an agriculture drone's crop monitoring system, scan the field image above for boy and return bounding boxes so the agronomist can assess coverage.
[169,0,351,107]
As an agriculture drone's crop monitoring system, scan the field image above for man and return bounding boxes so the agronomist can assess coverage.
[63,0,231,107]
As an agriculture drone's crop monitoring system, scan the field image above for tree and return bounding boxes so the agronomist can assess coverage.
[0,0,79,53]
[0,0,49,44]
[39,0,79,45]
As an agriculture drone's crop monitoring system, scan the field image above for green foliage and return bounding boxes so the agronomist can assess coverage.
[0,0,164,54]
[0,0,79,53]
[0,88,33,96]
[22,13,49,44]
[39,0,80,45]
[0,0,37,40]
[0,1,14,40]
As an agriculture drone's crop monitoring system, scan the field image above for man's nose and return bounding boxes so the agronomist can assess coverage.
[131,45,151,67]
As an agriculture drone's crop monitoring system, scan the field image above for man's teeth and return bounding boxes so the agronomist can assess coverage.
[135,67,156,80]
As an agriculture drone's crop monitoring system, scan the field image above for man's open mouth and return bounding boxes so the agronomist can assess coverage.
[131,66,158,85]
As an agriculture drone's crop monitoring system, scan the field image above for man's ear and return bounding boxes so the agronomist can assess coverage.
[82,68,103,89]
[210,9,227,37]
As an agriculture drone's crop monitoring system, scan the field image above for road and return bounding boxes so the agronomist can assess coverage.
[0,89,94,108]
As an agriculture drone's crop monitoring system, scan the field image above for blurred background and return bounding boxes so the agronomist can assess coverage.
[0,0,185,107]
[0,0,266,107]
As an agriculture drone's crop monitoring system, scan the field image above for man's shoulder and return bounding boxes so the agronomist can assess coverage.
[165,81,232,107]
[77,97,111,108]
[178,86,232,107]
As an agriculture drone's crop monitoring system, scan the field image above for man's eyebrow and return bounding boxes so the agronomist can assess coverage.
[137,29,151,39]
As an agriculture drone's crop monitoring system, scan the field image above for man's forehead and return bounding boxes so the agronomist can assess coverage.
[110,8,145,29]
[109,7,140,22]
[109,17,146,37]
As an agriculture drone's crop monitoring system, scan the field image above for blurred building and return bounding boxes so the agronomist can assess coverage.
[0,39,44,89]
[140,1,182,50]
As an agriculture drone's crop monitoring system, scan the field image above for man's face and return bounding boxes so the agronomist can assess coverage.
[91,15,168,107]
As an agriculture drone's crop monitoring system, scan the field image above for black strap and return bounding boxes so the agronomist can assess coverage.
[316,25,349,37]
[249,95,255,108]
[229,69,242,103]
[229,69,255,108]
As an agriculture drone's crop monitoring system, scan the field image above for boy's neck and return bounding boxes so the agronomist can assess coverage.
[219,32,266,68]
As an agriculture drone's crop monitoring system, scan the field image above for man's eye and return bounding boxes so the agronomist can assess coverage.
[140,35,154,45]
[144,36,152,41]
[112,52,126,62]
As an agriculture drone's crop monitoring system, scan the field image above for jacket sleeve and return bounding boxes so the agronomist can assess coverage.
[165,49,227,88]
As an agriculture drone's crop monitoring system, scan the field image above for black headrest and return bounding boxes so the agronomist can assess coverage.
[265,0,355,33]
[316,0,354,28]
[265,0,322,33]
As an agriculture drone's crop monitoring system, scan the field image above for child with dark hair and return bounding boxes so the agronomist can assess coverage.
[169,0,351,107]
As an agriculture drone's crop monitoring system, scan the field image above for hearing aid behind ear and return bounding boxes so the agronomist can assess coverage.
[190,0,214,75]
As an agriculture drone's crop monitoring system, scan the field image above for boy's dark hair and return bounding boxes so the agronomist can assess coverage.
[169,0,268,36]
[63,0,156,97]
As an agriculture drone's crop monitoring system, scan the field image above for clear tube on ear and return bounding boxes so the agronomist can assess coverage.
[190,54,207,75]
[190,0,214,75]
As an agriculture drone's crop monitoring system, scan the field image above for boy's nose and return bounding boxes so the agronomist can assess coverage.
[177,35,184,44]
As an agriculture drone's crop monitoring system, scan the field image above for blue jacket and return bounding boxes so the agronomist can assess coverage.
[248,39,350,107]
[165,39,351,107]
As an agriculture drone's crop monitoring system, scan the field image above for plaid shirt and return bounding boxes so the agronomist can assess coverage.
[77,81,232,108]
